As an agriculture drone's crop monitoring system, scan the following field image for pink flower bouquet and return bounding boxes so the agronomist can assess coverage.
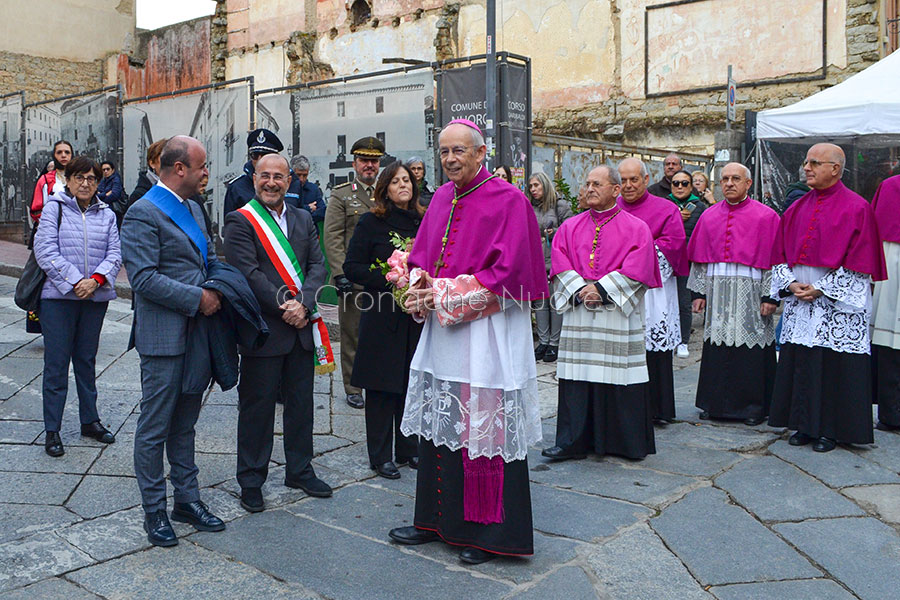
[371,232,414,312]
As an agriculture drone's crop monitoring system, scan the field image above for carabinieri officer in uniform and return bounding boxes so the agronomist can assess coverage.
[323,136,384,410]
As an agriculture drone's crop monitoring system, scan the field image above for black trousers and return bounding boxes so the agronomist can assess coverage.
[675,275,693,344]
[237,340,315,489]
[873,344,900,427]
[40,299,108,432]
[365,389,417,465]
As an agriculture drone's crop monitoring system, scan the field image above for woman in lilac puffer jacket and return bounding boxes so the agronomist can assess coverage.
[33,156,121,458]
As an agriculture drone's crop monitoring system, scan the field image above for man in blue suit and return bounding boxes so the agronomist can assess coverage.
[121,135,226,547]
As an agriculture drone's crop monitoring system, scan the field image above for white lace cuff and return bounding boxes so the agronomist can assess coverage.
[814,267,870,311]
[770,263,795,297]
[657,247,673,282]
[687,262,708,295]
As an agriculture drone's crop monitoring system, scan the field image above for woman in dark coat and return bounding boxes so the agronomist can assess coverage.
[343,161,424,479]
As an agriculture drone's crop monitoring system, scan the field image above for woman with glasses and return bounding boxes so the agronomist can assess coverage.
[668,170,708,360]
[527,172,572,363]
[33,156,121,457]
[692,171,716,205]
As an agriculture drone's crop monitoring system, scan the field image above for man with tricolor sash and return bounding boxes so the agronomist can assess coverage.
[224,154,333,513]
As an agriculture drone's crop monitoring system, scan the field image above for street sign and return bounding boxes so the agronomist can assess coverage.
[726,67,736,125]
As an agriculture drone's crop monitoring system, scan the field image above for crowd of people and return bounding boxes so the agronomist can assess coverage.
[19,114,900,564]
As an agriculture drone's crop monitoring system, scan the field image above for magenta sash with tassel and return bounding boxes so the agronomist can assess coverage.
[462,449,505,524]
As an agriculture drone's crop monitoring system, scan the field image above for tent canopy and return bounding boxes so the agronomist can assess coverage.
[757,50,900,144]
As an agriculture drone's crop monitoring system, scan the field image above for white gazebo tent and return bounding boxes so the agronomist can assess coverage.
[755,50,900,207]
[758,49,900,144]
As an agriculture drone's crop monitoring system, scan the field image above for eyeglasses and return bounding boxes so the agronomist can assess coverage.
[73,175,98,185]
[802,159,838,168]
[439,146,473,159]
[671,180,692,187]
[257,173,287,183]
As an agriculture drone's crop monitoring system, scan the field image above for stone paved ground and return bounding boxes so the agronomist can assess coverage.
[1,272,900,599]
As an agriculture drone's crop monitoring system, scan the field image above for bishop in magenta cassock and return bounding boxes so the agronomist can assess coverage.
[769,143,887,452]
[687,163,780,425]
[871,173,900,430]
[541,165,661,461]
[387,120,548,564]
[616,158,688,424]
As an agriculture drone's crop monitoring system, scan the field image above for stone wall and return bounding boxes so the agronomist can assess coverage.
[0,51,104,103]
[534,0,883,153]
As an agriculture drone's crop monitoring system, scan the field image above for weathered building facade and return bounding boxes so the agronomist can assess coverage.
[220,0,894,153]
[0,0,136,102]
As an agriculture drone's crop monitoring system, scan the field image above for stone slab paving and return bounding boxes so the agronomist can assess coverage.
[774,517,900,600]
[769,439,900,487]
[0,577,102,600]
[709,579,858,600]
[1,274,899,597]
[587,524,712,599]
[842,484,900,523]
[715,456,866,521]
[651,487,822,585]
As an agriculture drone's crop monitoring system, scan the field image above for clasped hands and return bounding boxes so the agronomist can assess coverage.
[577,283,604,308]
[404,271,435,316]
[73,278,100,299]
[788,281,823,303]
[280,299,309,329]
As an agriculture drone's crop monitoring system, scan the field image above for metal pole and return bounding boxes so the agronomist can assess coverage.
[485,0,497,168]
[726,64,732,130]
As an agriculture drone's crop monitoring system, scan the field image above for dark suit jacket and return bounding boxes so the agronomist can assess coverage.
[121,193,216,357]
[223,202,327,357]
[343,208,423,394]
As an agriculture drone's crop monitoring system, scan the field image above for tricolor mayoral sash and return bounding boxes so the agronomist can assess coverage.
[237,199,335,374]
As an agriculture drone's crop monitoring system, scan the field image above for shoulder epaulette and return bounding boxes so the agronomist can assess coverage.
[333,181,352,189]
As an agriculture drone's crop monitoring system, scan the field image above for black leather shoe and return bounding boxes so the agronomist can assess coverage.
[144,510,177,547]
[372,461,401,479]
[389,526,439,545]
[543,346,558,363]
[171,500,225,532]
[285,476,333,497]
[81,421,115,444]
[240,487,264,513]
[876,421,900,432]
[789,432,813,446]
[541,446,586,461]
[397,456,419,470]
[460,546,496,564]
[44,431,64,457]
[534,343,548,360]
[698,411,710,420]
[813,437,837,453]
[346,393,365,409]
[744,417,766,426]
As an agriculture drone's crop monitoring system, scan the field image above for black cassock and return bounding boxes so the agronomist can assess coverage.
[555,378,655,459]
[695,342,777,420]
[769,343,874,443]
[412,440,534,556]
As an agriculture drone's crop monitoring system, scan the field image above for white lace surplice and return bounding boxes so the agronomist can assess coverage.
[644,248,681,352]
[688,262,775,349]
[770,263,872,354]
[401,272,542,462]
[872,241,900,350]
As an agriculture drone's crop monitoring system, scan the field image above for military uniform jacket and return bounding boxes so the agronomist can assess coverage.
[323,175,375,279]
